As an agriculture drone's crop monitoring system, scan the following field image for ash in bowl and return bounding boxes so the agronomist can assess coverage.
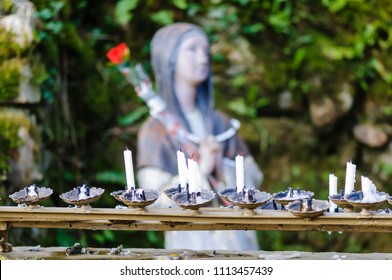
[172,189,215,211]
[60,184,105,209]
[163,184,186,199]
[111,186,159,209]
[228,187,272,211]
[287,198,330,218]
[273,187,314,207]
[218,187,237,202]
[9,184,53,207]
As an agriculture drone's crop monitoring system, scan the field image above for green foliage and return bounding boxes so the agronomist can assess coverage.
[150,10,174,25]
[117,106,149,126]
[0,59,23,101]
[0,110,33,172]
[95,170,125,185]
[1,0,13,12]
[114,0,139,25]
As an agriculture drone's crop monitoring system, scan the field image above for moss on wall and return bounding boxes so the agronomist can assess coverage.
[0,58,23,101]
[0,109,37,172]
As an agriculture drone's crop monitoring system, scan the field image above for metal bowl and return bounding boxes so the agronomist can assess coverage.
[257,199,282,210]
[172,190,215,210]
[287,199,330,218]
[163,185,183,199]
[346,191,388,216]
[60,187,105,208]
[272,188,314,206]
[218,187,237,201]
[228,190,271,210]
[329,192,354,212]
[9,187,53,207]
[110,189,159,209]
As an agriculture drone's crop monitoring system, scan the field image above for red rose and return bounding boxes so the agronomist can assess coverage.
[106,43,130,64]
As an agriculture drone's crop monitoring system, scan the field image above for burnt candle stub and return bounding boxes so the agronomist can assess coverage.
[110,187,159,209]
[10,185,53,206]
[273,187,314,206]
[60,185,104,208]
[287,199,329,218]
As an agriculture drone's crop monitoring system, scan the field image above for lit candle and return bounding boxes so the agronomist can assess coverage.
[329,173,338,212]
[177,150,188,189]
[344,161,356,195]
[188,158,201,193]
[123,149,135,190]
[235,154,245,193]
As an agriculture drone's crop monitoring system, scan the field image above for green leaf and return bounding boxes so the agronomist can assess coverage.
[114,0,139,25]
[150,10,174,26]
[232,74,246,87]
[50,1,65,13]
[45,21,64,34]
[228,98,255,117]
[103,230,116,241]
[243,23,264,35]
[147,231,160,244]
[37,9,53,20]
[117,106,149,126]
[173,0,188,10]
[322,0,349,13]
[256,97,269,108]
[292,48,306,70]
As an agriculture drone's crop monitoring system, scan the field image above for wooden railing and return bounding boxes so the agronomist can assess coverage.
[1,205,392,252]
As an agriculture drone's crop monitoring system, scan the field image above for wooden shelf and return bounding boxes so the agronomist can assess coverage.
[1,206,392,233]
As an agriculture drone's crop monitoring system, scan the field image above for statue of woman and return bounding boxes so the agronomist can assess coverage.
[137,23,263,250]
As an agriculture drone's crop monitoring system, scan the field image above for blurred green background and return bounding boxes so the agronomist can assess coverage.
[1,0,392,253]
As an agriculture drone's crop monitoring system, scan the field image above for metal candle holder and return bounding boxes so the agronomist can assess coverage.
[9,185,53,208]
[346,190,388,216]
[110,186,159,211]
[227,188,271,215]
[217,187,237,203]
[329,190,354,212]
[163,184,186,199]
[287,198,330,219]
[172,189,215,213]
[258,199,281,210]
[272,187,314,209]
[60,185,105,211]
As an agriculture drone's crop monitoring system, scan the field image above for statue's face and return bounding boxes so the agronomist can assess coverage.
[175,34,209,87]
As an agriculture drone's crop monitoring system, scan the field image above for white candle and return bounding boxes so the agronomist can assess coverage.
[188,158,201,193]
[361,175,370,194]
[344,161,356,195]
[123,149,135,190]
[361,175,377,203]
[329,173,338,212]
[177,150,188,189]
[235,154,245,193]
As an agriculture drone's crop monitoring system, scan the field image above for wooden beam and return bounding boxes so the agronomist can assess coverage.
[0,206,392,232]
[7,220,392,232]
